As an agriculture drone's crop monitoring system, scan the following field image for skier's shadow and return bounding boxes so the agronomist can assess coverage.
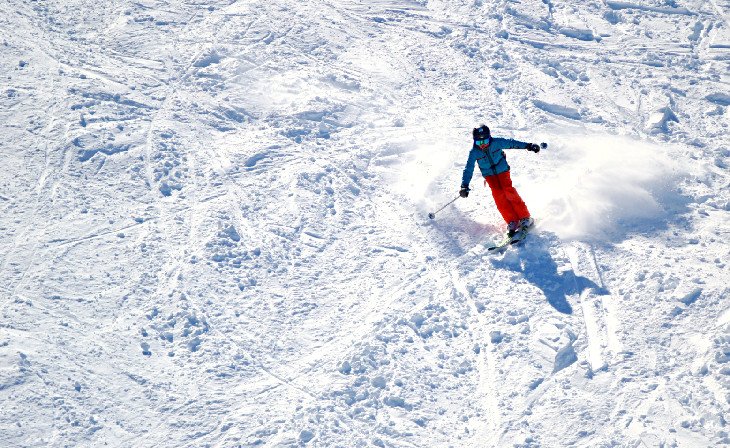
[490,233,603,314]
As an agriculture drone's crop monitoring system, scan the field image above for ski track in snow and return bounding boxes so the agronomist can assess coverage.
[1,0,729,446]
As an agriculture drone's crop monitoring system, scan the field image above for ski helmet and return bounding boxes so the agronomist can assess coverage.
[472,125,490,140]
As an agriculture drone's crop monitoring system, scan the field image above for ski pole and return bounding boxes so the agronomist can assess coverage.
[428,195,460,219]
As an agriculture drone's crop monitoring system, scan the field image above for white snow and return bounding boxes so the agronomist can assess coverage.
[1,0,729,447]
[523,131,687,241]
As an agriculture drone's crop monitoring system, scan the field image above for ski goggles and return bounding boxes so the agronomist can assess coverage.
[475,138,490,147]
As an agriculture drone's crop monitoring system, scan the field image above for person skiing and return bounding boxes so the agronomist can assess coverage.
[459,124,544,237]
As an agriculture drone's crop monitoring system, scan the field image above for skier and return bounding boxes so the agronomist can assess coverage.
[459,124,544,238]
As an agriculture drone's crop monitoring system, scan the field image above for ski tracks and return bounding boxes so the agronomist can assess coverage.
[564,242,624,372]
[449,269,501,447]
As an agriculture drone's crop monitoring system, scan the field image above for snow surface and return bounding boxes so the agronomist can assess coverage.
[1,0,729,446]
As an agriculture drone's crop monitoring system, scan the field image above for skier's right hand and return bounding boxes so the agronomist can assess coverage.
[459,185,470,198]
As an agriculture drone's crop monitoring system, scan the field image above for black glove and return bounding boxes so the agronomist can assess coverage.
[526,143,541,153]
[459,185,470,198]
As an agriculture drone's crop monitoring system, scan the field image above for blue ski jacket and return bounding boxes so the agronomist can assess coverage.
[460,137,531,187]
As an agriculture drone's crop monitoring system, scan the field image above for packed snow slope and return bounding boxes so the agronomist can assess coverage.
[1,0,729,446]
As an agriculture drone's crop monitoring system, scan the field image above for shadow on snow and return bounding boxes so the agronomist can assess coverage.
[490,232,605,315]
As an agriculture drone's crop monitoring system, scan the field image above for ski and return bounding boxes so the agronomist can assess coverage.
[486,223,534,252]
[486,234,513,252]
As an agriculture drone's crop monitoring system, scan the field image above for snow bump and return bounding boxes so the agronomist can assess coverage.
[532,100,582,120]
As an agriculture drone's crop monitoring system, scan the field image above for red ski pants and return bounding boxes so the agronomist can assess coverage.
[484,171,530,224]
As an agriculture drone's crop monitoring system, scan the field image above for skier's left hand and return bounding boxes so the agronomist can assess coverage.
[526,143,541,153]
